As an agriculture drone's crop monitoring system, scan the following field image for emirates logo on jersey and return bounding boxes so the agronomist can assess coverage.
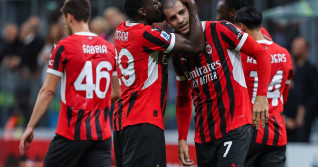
[206,44,212,54]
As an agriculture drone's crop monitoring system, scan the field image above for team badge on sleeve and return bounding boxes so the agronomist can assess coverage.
[160,31,171,42]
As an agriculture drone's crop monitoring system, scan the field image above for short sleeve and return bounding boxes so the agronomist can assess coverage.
[218,21,248,51]
[142,26,176,54]
[47,43,65,77]
[285,51,294,84]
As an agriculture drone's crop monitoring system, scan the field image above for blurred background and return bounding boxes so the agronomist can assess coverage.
[1,0,318,166]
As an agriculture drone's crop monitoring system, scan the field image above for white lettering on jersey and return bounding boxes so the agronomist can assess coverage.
[246,54,286,64]
[83,45,107,54]
[115,30,129,42]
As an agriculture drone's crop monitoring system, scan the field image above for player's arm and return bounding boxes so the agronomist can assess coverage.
[171,0,204,54]
[240,36,271,129]
[176,78,194,166]
[239,36,271,129]
[19,74,60,155]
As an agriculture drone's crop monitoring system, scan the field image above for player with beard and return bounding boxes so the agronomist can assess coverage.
[113,0,204,166]
[19,0,117,166]
[235,7,293,167]
[216,0,272,39]
[162,0,271,166]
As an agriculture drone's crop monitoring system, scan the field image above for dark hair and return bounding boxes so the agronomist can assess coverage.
[225,0,249,11]
[234,6,262,29]
[124,0,146,19]
[60,0,91,22]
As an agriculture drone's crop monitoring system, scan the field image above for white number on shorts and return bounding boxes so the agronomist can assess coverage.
[223,141,232,158]
[250,70,283,106]
[74,61,112,99]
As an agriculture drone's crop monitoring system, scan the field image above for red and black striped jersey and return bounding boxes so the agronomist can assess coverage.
[113,21,175,131]
[241,40,293,146]
[48,32,116,140]
[173,21,254,143]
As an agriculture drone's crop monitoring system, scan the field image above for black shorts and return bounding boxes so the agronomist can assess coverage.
[113,123,166,167]
[195,124,252,167]
[44,135,111,167]
[245,141,286,167]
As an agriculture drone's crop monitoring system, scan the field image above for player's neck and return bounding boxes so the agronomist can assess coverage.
[130,18,152,25]
[247,29,265,41]
[71,22,90,34]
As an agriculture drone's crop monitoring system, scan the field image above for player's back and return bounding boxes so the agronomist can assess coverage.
[242,40,293,115]
[48,32,116,140]
[113,21,174,131]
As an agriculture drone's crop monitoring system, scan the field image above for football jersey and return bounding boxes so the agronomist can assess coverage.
[172,21,252,143]
[48,32,116,140]
[241,40,293,146]
[113,21,175,131]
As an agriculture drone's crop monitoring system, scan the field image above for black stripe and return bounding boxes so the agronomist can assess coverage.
[212,23,235,120]
[143,31,169,50]
[104,107,109,123]
[262,122,269,145]
[211,23,228,136]
[179,54,206,143]
[117,99,124,130]
[272,117,280,146]
[151,25,163,32]
[75,109,84,140]
[160,62,168,116]
[143,46,155,53]
[95,109,102,140]
[221,33,236,50]
[221,21,240,38]
[197,33,215,142]
[127,92,138,117]
[53,45,65,70]
[113,111,117,131]
[62,57,68,66]
[67,106,72,127]
[85,112,92,140]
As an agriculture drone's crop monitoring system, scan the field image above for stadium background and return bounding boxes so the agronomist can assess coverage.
[1,0,318,166]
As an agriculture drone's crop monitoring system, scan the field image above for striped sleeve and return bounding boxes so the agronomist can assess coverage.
[47,43,65,77]
[142,26,175,53]
[219,21,248,51]
[172,54,186,81]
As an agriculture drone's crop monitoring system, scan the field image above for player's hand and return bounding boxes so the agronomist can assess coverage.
[252,95,269,130]
[178,139,194,166]
[19,126,34,155]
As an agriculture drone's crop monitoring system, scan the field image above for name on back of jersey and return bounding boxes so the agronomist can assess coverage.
[246,54,287,64]
[82,45,107,54]
[115,30,128,42]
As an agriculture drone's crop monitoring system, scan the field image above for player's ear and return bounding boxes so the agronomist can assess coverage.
[138,7,147,17]
[66,13,74,23]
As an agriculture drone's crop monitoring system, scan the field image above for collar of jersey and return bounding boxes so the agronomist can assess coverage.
[257,39,273,45]
[126,20,141,27]
[74,32,98,36]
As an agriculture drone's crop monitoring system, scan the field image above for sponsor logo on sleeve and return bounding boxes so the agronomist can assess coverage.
[160,31,171,42]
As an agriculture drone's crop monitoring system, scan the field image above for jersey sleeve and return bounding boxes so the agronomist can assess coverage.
[142,26,176,53]
[218,21,248,51]
[47,43,65,77]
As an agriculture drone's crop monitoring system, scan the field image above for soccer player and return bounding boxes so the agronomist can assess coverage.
[162,0,271,166]
[216,0,272,39]
[19,0,117,166]
[113,0,204,166]
[234,7,294,167]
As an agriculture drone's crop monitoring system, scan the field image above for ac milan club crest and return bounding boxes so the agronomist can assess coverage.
[206,44,212,54]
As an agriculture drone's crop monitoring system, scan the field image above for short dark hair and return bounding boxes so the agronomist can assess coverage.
[234,6,262,29]
[60,0,91,22]
[225,0,249,11]
[124,0,146,19]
